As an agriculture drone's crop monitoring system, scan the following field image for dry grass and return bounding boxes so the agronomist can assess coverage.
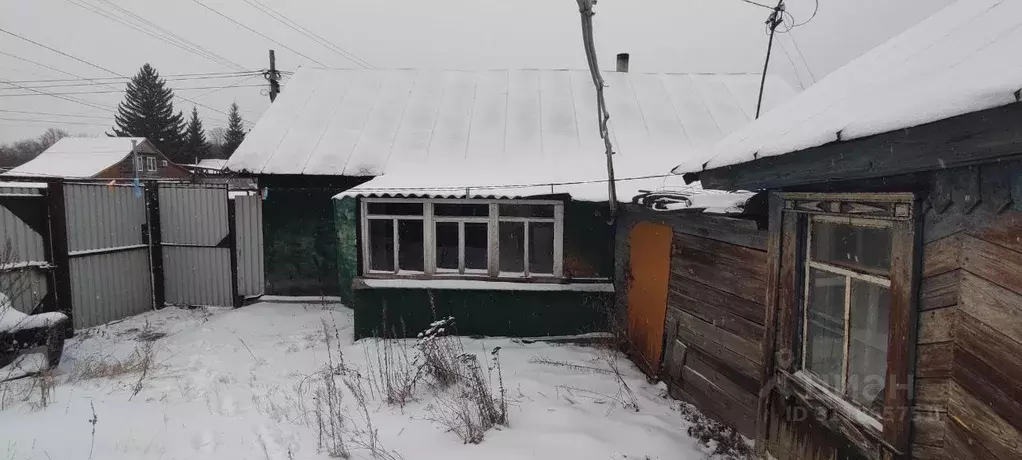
[675,402,754,460]
[68,322,159,386]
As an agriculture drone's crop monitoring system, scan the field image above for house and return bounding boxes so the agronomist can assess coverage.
[6,137,192,180]
[226,65,795,337]
[621,0,1022,458]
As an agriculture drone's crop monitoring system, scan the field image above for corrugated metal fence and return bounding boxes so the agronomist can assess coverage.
[0,179,265,332]
[65,183,153,329]
[0,183,50,315]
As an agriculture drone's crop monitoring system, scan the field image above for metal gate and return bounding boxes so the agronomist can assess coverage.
[232,193,264,298]
[64,183,153,329]
[156,183,235,307]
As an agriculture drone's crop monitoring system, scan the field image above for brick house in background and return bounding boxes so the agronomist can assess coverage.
[5,137,191,180]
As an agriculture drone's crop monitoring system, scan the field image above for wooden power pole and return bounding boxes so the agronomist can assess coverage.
[265,49,281,102]
[755,1,785,119]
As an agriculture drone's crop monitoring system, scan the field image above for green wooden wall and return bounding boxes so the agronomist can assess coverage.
[352,287,612,339]
[263,188,345,295]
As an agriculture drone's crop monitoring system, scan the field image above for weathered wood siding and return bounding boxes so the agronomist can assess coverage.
[616,205,767,437]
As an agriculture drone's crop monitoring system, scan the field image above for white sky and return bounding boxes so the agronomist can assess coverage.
[0,0,955,143]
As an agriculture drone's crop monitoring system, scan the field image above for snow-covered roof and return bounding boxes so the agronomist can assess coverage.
[183,159,228,172]
[676,0,1022,174]
[6,137,152,178]
[227,68,795,178]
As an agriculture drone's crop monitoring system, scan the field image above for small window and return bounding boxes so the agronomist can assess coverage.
[800,216,893,417]
[145,156,157,172]
[362,199,562,278]
[134,155,144,172]
[161,160,168,167]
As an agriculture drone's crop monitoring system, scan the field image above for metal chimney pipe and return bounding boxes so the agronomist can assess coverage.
[616,53,630,72]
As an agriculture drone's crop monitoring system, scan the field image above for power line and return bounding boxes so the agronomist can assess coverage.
[344,173,676,194]
[0,78,115,112]
[91,0,250,71]
[0,116,109,127]
[0,27,124,78]
[0,70,284,85]
[0,109,110,120]
[0,84,266,97]
[737,0,774,10]
[62,0,247,71]
[240,0,371,68]
[0,26,245,122]
[187,0,328,67]
[0,72,264,89]
[786,30,817,83]
[775,40,806,90]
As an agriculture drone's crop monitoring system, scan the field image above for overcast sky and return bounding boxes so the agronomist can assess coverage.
[0,0,955,144]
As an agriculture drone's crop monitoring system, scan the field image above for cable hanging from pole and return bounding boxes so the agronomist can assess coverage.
[755,0,785,119]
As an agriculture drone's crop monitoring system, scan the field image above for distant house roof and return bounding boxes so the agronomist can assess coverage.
[676,0,1022,174]
[6,137,153,178]
[227,68,795,181]
[183,159,228,173]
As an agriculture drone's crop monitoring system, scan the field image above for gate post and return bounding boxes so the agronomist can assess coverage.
[227,196,242,308]
[45,180,73,337]
[145,182,165,309]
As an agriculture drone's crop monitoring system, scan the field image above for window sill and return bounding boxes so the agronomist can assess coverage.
[775,369,895,457]
[354,278,614,292]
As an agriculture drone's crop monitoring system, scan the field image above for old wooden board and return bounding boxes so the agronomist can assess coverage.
[671,232,768,304]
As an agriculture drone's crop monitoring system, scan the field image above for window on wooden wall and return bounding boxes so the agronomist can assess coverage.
[361,198,563,279]
[773,193,917,455]
[145,156,157,172]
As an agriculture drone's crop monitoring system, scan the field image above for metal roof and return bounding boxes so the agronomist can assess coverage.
[226,68,795,178]
[6,137,153,178]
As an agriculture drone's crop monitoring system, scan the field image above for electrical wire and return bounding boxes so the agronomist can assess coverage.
[0,71,286,85]
[0,72,265,89]
[63,0,248,71]
[1,26,250,123]
[0,78,115,112]
[187,0,328,67]
[738,0,775,10]
[0,109,110,120]
[240,0,371,68]
[0,116,109,127]
[341,173,675,194]
[786,30,817,83]
[0,84,266,97]
[775,39,806,90]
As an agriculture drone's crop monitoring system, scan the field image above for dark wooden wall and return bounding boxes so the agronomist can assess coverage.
[616,204,768,437]
[914,162,1022,460]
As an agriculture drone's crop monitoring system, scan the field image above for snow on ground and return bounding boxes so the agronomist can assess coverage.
[0,300,714,460]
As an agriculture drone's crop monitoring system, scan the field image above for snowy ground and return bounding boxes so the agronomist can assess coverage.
[0,300,716,460]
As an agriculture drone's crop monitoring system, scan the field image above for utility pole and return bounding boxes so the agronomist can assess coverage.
[755,1,785,119]
[264,49,281,102]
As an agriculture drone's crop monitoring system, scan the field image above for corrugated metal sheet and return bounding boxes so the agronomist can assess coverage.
[227,69,797,177]
[0,198,47,264]
[70,250,152,329]
[64,183,153,329]
[159,184,233,306]
[233,195,264,297]
[65,183,147,252]
[0,268,48,314]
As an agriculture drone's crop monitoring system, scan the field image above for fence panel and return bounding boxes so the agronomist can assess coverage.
[0,183,50,315]
[233,193,264,297]
[158,183,233,307]
[64,183,152,329]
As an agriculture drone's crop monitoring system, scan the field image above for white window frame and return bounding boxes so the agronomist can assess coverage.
[360,198,564,279]
[145,156,157,172]
[134,155,144,172]
[799,214,893,420]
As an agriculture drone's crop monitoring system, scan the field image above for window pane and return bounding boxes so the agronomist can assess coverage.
[499,204,554,218]
[811,220,892,274]
[499,221,525,273]
[368,219,394,272]
[435,222,459,270]
[367,202,423,216]
[435,203,489,217]
[847,280,890,415]
[529,222,554,274]
[805,268,846,390]
[397,220,424,272]
[465,223,488,270]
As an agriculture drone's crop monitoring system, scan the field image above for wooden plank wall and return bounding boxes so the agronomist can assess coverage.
[615,205,769,437]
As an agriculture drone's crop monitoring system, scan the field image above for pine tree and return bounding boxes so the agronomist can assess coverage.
[183,107,209,163]
[221,102,246,157]
[111,63,186,162]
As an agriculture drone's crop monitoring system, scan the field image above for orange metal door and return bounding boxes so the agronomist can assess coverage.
[626,221,673,375]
